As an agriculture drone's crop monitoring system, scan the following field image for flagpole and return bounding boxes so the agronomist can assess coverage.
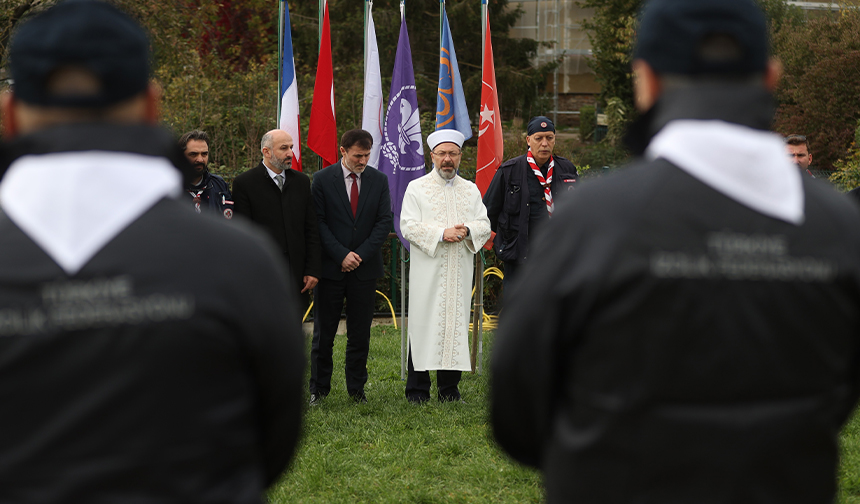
[478,0,491,375]
[278,0,284,122]
[401,243,407,380]
[482,0,487,53]
[319,0,324,173]
[364,0,369,66]
[440,0,444,47]
[399,0,407,381]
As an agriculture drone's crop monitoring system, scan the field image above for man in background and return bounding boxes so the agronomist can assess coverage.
[492,1,860,502]
[309,129,391,405]
[401,130,491,403]
[232,129,321,297]
[786,133,815,177]
[0,1,304,501]
[180,129,234,218]
[482,116,578,284]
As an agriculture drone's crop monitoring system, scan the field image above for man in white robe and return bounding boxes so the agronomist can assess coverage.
[401,130,491,403]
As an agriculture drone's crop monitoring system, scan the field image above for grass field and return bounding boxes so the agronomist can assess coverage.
[269,325,860,503]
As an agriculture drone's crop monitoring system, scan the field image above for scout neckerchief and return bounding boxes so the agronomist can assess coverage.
[189,189,204,213]
[527,148,554,217]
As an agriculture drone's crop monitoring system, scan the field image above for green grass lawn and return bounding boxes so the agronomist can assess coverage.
[269,325,860,503]
[841,409,860,504]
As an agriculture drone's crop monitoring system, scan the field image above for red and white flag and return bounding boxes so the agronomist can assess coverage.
[476,13,503,197]
[308,0,338,166]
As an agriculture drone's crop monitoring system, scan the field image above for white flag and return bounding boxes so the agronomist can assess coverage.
[361,3,384,168]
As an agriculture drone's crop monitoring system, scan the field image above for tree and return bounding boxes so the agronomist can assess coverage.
[579,0,637,112]
[579,0,801,146]
[1,0,558,169]
[772,6,860,170]
[830,120,860,190]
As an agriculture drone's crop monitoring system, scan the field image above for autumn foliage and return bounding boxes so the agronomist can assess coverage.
[772,8,860,170]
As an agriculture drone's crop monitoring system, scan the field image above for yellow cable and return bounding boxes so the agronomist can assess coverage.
[301,291,399,330]
[375,290,398,329]
[303,267,504,328]
[469,268,503,332]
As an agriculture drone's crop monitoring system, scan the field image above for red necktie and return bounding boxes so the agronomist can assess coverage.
[349,173,359,217]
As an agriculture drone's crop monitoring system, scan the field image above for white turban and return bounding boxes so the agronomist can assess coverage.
[427,129,465,151]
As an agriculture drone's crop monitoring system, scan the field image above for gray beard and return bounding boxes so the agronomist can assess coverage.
[435,165,456,180]
[272,157,291,172]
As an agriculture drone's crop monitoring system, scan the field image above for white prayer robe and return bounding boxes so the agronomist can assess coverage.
[401,169,492,371]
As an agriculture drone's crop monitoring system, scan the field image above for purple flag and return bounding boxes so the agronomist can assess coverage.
[378,14,425,249]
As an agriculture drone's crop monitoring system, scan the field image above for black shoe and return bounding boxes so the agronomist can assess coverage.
[309,393,326,406]
[407,395,429,405]
[349,391,367,404]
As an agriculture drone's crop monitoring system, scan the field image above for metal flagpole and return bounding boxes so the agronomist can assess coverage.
[364,0,369,65]
[471,255,483,373]
[318,0,324,173]
[398,0,407,381]
[482,0,487,53]
[400,243,407,379]
[277,0,284,122]
[477,0,489,375]
[318,0,324,40]
[440,0,444,44]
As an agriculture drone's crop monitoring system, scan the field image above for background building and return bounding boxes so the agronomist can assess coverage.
[508,0,839,129]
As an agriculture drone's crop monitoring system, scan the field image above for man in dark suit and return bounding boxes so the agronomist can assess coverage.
[233,129,321,296]
[309,129,392,404]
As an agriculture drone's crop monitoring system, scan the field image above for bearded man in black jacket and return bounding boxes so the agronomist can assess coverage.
[0,1,304,502]
[491,1,860,503]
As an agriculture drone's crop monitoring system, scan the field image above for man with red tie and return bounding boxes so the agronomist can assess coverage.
[309,129,392,405]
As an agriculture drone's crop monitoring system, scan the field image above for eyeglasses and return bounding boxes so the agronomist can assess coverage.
[432,149,462,159]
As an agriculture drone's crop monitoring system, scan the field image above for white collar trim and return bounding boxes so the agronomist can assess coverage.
[0,151,181,274]
[646,120,804,225]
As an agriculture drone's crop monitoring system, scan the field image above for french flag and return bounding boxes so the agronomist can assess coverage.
[279,0,302,171]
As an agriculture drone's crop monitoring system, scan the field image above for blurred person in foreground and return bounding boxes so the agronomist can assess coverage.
[0,1,304,502]
[491,1,860,503]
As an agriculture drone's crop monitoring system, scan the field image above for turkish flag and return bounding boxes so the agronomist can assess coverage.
[308,0,338,167]
[476,14,503,197]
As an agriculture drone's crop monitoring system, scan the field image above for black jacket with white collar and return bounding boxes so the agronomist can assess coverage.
[0,124,305,503]
[492,86,860,504]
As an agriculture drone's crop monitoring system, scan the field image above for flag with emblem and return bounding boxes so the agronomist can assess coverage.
[378,8,424,249]
[476,9,503,196]
[435,4,471,141]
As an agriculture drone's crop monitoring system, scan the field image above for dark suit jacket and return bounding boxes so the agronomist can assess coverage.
[232,162,321,290]
[313,161,392,281]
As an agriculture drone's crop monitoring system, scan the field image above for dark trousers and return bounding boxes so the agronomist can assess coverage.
[309,274,376,396]
[502,260,520,288]
[405,348,462,402]
[500,260,521,306]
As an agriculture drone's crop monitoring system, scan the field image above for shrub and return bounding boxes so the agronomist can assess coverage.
[579,106,596,143]
[830,120,860,191]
